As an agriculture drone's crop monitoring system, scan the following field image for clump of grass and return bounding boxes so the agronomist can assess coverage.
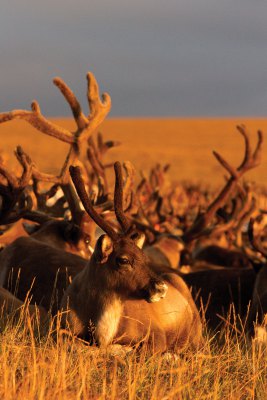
[0,305,266,400]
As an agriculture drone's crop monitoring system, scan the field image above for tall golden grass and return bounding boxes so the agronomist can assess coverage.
[0,303,266,400]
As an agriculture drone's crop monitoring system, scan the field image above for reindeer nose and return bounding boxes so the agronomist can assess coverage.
[148,281,168,303]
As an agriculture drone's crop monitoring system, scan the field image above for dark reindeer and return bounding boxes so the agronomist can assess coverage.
[246,216,267,339]
[0,236,86,314]
[0,287,48,334]
[60,163,204,353]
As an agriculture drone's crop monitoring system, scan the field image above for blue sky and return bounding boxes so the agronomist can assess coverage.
[1,0,267,117]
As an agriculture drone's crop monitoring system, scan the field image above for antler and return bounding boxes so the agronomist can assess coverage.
[233,185,257,241]
[15,146,84,225]
[0,72,111,152]
[248,217,267,258]
[149,163,170,193]
[0,146,33,224]
[69,165,118,240]
[0,72,115,246]
[86,133,121,199]
[114,162,132,232]
[122,161,137,212]
[70,162,136,239]
[183,126,263,243]
[0,72,112,220]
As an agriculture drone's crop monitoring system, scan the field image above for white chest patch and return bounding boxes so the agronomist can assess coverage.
[95,298,122,346]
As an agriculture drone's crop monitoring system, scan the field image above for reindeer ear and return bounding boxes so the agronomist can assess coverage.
[94,234,113,263]
[129,231,146,249]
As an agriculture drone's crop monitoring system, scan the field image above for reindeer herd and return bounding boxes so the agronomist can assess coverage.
[0,71,267,355]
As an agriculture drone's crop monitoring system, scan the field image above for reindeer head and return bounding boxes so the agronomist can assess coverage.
[70,162,168,303]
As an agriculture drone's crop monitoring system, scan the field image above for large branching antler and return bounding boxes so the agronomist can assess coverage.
[182,126,263,243]
[0,144,84,228]
[198,183,256,243]
[0,146,33,224]
[16,147,83,224]
[0,72,111,228]
[0,72,111,152]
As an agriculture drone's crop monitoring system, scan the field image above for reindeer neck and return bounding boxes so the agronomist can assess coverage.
[78,260,124,346]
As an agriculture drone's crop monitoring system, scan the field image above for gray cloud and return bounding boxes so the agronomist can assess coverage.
[0,0,267,116]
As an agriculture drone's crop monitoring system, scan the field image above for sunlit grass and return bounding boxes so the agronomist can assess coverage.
[0,303,266,400]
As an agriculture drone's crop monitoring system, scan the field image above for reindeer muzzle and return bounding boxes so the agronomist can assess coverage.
[147,281,168,303]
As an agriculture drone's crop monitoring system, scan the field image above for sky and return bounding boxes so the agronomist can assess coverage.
[0,0,267,117]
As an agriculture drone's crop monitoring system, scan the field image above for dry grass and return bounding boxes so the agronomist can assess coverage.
[0,307,266,400]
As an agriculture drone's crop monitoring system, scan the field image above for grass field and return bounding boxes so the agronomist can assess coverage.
[0,117,267,399]
[1,118,267,186]
[0,311,266,400]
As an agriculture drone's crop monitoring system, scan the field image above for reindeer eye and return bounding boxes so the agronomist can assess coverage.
[84,236,91,244]
[130,232,139,240]
[116,256,131,266]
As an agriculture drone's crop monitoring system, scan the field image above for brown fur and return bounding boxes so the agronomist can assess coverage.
[0,287,48,334]
[193,245,253,269]
[1,218,96,258]
[182,268,256,331]
[0,220,28,248]
[144,236,184,269]
[247,265,267,336]
[60,234,203,353]
[141,259,256,331]
[0,236,86,313]
[29,219,95,258]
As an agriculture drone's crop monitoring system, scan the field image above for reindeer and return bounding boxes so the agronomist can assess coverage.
[182,267,256,331]
[0,236,87,314]
[191,183,257,270]
[139,127,263,331]
[59,163,204,353]
[130,126,263,273]
[0,287,48,335]
[144,234,184,269]
[246,216,267,339]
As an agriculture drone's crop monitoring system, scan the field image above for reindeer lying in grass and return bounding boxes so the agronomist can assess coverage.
[0,287,48,334]
[0,236,87,314]
[60,163,204,353]
[247,216,267,341]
